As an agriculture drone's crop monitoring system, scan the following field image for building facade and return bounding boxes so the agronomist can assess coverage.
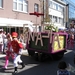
[48,0,66,29]
[62,0,75,28]
[0,0,41,33]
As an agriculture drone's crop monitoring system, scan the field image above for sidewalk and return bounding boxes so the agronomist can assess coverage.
[0,54,6,58]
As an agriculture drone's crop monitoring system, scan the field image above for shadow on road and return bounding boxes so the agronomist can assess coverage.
[0,49,75,75]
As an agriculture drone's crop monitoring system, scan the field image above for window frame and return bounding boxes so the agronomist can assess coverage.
[0,0,3,8]
[34,3,39,12]
[13,0,28,13]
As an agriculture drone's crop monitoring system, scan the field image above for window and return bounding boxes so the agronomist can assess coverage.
[49,1,52,8]
[55,16,57,22]
[53,16,57,23]
[49,15,52,21]
[18,0,23,11]
[0,0,3,8]
[58,5,63,12]
[34,3,39,12]
[23,0,28,12]
[13,0,28,13]
[59,17,63,25]
[50,15,52,19]
[56,4,58,10]
[53,3,56,9]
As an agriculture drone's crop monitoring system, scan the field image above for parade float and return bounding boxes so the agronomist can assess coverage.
[23,12,68,61]
[23,23,67,61]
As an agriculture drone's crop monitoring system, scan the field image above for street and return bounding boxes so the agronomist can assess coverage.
[0,49,75,75]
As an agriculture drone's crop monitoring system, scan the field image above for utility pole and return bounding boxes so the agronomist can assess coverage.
[40,0,45,24]
[44,0,50,23]
[65,4,69,28]
[43,0,44,23]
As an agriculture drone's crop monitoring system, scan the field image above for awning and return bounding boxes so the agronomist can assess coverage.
[0,18,33,27]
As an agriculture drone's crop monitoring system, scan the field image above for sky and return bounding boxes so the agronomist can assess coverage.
[70,0,75,3]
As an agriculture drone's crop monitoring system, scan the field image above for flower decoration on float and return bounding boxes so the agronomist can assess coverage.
[45,23,58,32]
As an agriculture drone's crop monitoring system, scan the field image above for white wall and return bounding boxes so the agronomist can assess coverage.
[49,8,63,18]
[48,0,66,29]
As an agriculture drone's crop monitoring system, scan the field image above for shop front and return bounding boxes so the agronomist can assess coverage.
[0,18,33,34]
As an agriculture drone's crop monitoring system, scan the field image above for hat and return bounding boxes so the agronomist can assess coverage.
[11,32,18,37]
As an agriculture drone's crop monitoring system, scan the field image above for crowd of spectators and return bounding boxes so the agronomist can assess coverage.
[0,29,26,54]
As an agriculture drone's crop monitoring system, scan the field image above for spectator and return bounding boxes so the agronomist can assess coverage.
[2,33,13,69]
[3,31,7,53]
[0,29,4,53]
[19,33,26,49]
[19,34,24,43]
[57,61,70,75]
[70,23,75,33]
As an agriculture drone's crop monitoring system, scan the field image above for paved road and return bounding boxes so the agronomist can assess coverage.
[0,50,75,75]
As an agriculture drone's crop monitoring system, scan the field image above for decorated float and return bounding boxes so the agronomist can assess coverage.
[23,24,67,61]
[23,12,68,61]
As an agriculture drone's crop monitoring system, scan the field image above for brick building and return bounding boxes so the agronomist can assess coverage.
[0,0,41,33]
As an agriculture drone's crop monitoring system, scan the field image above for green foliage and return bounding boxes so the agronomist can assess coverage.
[45,24,58,32]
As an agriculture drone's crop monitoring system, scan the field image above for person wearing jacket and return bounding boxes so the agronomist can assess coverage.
[11,32,25,74]
[2,33,14,69]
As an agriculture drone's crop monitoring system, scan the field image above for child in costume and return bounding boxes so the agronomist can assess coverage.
[2,33,14,69]
[11,32,25,74]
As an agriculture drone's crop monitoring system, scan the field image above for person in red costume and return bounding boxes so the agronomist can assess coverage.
[2,33,14,69]
[11,32,25,74]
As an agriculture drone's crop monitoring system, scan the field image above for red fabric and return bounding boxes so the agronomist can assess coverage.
[11,40,23,54]
[70,38,74,48]
[6,41,12,56]
[6,50,14,58]
[11,32,18,37]
[29,12,44,17]
[5,40,14,59]
[7,41,11,50]
[67,34,74,49]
